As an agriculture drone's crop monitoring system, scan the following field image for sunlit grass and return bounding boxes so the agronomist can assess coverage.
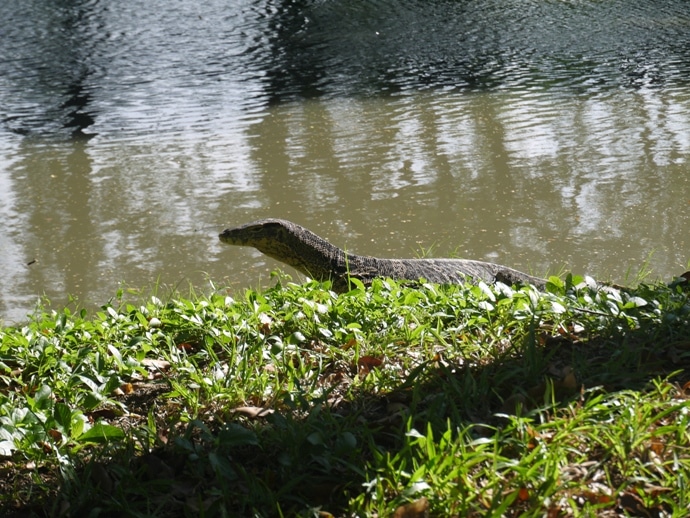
[1,273,689,516]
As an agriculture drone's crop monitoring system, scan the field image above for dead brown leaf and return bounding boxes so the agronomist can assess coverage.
[343,338,357,350]
[37,441,52,454]
[517,487,530,502]
[579,490,613,505]
[393,497,429,518]
[141,358,171,371]
[681,380,690,397]
[232,406,274,418]
[649,438,665,456]
[358,355,383,374]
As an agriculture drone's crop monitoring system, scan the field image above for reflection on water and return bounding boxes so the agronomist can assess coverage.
[0,0,690,321]
[266,0,690,97]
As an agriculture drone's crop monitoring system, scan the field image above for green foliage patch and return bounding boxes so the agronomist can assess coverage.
[1,273,689,516]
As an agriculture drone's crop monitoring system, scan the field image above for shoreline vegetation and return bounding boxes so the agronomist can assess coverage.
[1,272,689,516]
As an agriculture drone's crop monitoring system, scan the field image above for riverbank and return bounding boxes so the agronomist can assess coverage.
[1,274,689,516]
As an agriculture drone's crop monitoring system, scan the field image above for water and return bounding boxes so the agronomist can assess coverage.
[1,0,690,322]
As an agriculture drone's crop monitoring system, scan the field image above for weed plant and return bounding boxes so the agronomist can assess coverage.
[0,273,689,516]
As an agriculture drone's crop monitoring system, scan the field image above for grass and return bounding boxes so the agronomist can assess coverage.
[1,272,689,517]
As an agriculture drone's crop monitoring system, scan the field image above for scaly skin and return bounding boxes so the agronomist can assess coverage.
[219,218,547,292]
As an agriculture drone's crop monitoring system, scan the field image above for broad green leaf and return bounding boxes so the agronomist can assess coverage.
[53,403,72,434]
[217,423,259,448]
[0,439,16,456]
[78,423,125,444]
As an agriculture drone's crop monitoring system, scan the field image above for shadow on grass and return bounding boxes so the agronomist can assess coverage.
[4,280,690,517]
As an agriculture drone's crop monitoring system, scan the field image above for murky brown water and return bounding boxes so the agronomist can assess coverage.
[1,0,690,322]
